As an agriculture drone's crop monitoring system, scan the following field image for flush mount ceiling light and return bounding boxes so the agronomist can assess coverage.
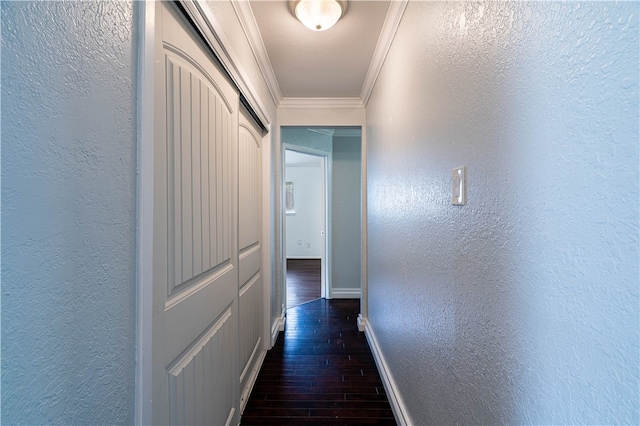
[291,0,347,32]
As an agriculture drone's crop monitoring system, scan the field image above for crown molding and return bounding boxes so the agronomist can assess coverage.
[280,97,364,109]
[217,0,408,110]
[360,0,408,106]
[232,0,283,106]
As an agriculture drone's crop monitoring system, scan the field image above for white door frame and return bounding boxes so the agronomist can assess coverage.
[283,144,332,304]
[135,2,155,424]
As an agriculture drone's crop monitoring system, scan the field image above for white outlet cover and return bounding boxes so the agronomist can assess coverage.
[452,166,466,205]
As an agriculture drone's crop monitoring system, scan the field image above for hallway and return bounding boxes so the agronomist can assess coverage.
[241,299,395,425]
[3,1,637,424]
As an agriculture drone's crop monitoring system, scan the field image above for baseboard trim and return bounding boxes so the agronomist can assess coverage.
[357,314,366,332]
[330,288,361,299]
[365,322,412,426]
[271,312,286,346]
[239,340,266,413]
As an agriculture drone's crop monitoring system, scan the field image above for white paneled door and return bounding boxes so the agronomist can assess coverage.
[151,3,243,424]
[238,107,263,410]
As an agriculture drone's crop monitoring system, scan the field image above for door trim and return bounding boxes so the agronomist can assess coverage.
[283,144,331,302]
[135,1,155,424]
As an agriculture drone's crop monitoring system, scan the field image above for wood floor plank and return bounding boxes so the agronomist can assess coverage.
[286,258,321,308]
[241,298,396,425]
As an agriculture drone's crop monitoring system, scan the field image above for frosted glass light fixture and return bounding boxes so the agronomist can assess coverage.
[292,0,346,31]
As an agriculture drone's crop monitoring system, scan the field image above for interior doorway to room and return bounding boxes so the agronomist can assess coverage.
[284,148,327,309]
[282,126,363,313]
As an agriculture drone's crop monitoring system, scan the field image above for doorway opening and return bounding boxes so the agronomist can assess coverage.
[284,148,327,309]
[281,126,363,313]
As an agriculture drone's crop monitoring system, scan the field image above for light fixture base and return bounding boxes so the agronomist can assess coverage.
[290,0,348,32]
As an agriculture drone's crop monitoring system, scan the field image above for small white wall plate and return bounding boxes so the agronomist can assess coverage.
[452,166,466,205]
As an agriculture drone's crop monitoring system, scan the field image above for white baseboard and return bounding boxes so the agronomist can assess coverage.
[271,312,286,346]
[365,322,412,426]
[330,288,361,299]
[357,314,366,332]
[239,340,266,413]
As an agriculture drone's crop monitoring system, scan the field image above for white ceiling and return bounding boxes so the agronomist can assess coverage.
[240,0,406,104]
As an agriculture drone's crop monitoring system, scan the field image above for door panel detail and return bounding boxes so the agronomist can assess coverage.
[239,274,262,380]
[152,3,240,425]
[238,110,263,410]
[165,53,233,296]
[168,308,234,426]
[239,243,261,290]
[238,123,261,251]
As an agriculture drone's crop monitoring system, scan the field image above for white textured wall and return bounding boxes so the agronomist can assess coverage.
[366,1,638,424]
[2,2,137,424]
[332,136,361,290]
[286,163,324,258]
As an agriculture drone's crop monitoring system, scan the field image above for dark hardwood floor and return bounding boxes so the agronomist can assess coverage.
[286,258,322,308]
[240,299,396,425]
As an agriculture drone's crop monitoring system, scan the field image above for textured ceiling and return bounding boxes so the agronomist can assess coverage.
[249,1,391,99]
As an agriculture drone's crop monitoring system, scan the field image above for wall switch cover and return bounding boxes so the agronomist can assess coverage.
[452,166,466,205]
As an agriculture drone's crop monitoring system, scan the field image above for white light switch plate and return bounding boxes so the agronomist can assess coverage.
[452,166,466,205]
